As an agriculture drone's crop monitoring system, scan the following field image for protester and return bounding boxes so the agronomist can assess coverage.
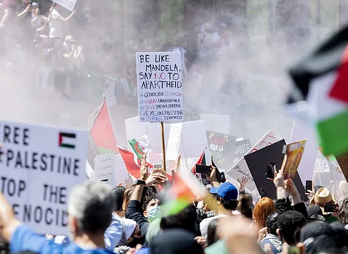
[259,213,282,254]
[310,187,338,223]
[0,180,115,253]
[253,197,276,230]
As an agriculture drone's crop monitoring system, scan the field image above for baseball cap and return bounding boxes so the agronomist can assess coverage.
[209,187,218,195]
[217,182,238,201]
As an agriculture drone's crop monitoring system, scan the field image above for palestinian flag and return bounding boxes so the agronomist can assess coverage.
[118,147,142,179]
[288,25,348,156]
[192,149,206,175]
[59,132,76,149]
[88,98,119,154]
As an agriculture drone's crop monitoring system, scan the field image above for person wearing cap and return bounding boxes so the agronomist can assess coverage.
[310,187,338,223]
[200,182,239,238]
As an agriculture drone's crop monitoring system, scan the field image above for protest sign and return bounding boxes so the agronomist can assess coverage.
[226,130,282,192]
[94,154,115,187]
[233,139,252,164]
[336,152,348,182]
[114,154,131,186]
[167,123,183,161]
[290,119,318,184]
[184,114,201,122]
[206,132,236,169]
[283,140,307,179]
[245,140,307,200]
[200,114,230,134]
[0,120,87,235]
[136,52,183,123]
[314,151,330,173]
[53,0,77,11]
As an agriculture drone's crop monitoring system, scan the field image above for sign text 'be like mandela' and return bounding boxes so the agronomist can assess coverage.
[136,52,183,123]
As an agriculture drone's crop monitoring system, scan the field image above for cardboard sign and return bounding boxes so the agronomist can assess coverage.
[0,121,87,235]
[336,152,348,182]
[166,123,183,161]
[290,119,318,184]
[226,130,282,192]
[283,140,307,179]
[244,140,307,201]
[314,151,330,173]
[53,0,77,11]
[233,139,252,164]
[136,52,183,122]
[184,114,201,122]
[206,132,236,170]
[94,154,115,187]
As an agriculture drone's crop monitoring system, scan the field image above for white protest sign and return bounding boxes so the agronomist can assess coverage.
[291,119,318,183]
[114,154,131,185]
[226,130,282,192]
[314,151,330,173]
[136,52,183,122]
[166,123,183,161]
[94,154,115,187]
[53,0,77,11]
[0,120,87,235]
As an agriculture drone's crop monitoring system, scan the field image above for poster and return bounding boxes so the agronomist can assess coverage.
[166,123,183,161]
[0,120,87,235]
[53,0,77,11]
[94,154,115,187]
[233,139,252,164]
[226,130,282,192]
[206,132,236,170]
[136,52,183,123]
[283,140,307,179]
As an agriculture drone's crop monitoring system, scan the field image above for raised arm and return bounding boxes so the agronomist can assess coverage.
[60,10,76,22]
[17,4,31,20]
[0,192,21,241]
[0,9,10,27]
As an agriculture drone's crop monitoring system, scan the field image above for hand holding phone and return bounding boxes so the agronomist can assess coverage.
[266,162,276,180]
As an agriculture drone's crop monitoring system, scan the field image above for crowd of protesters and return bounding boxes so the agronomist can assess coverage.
[0,152,348,254]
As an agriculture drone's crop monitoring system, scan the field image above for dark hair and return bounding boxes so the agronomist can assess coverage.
[160,204,200,235]
[278,210,307,245]
[0,237,9,254]
[339,198,348,225]
[142,187,158,212]
[239,195,253,219]
[113,186,125,211]
[220,199,238,211]
[207,219,219,246]
[266,212,279,235]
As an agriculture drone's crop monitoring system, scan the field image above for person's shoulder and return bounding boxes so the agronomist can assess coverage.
[64,244,114,253]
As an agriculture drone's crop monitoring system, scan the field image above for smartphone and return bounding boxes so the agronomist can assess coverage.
[220,172,226,183]
[196,164,211,174]
[305,180,313,193]
[324,203,336,213]
[266,162,276,180]
[260,188,267,198]
[288,246,301,254]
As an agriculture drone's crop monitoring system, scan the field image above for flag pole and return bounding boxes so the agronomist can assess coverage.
[161,122,167,172]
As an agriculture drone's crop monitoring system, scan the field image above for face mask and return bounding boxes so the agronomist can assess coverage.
[85,13,91,18]
[148,205,161,222]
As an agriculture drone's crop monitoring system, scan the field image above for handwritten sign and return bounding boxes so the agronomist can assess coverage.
[249,130,282,153]
[0,120,87,235]
[94,154,115,187]
[206,132,236,169]
[136,52,183,122]
[167,123,183,161]
[233,139,252,164]
[53,0,77,11]
[314,151,330,173]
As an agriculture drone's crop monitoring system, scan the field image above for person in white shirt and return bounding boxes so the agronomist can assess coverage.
[48,3,76,39]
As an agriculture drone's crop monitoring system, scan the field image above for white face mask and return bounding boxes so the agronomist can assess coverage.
[148,205,161,222]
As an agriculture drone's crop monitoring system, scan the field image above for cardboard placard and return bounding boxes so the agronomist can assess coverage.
[283,140,307,179]
[53,0,77,11]
[206,132,236,170]
[166,123,183,161]
[136,52,183,122]
[233,139,252,164]
[314,151,330,173]
[245,140,307,201]
[94,153,115,187]
[0,120,87,235]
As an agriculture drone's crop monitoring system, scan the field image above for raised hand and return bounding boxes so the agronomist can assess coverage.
[237,176,249,192]
[139,154,149,181]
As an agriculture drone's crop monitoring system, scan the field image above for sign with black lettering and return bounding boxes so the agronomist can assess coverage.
[206,132,236,170]
[0,121,87,235]
[136,52,183,122]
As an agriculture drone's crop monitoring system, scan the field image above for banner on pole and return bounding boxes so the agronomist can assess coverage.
[136,52,183,123]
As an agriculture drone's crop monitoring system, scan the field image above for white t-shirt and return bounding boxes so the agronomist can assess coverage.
[49,9,63,38]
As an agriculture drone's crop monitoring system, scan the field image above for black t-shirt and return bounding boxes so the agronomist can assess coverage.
[16,4,32,33]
